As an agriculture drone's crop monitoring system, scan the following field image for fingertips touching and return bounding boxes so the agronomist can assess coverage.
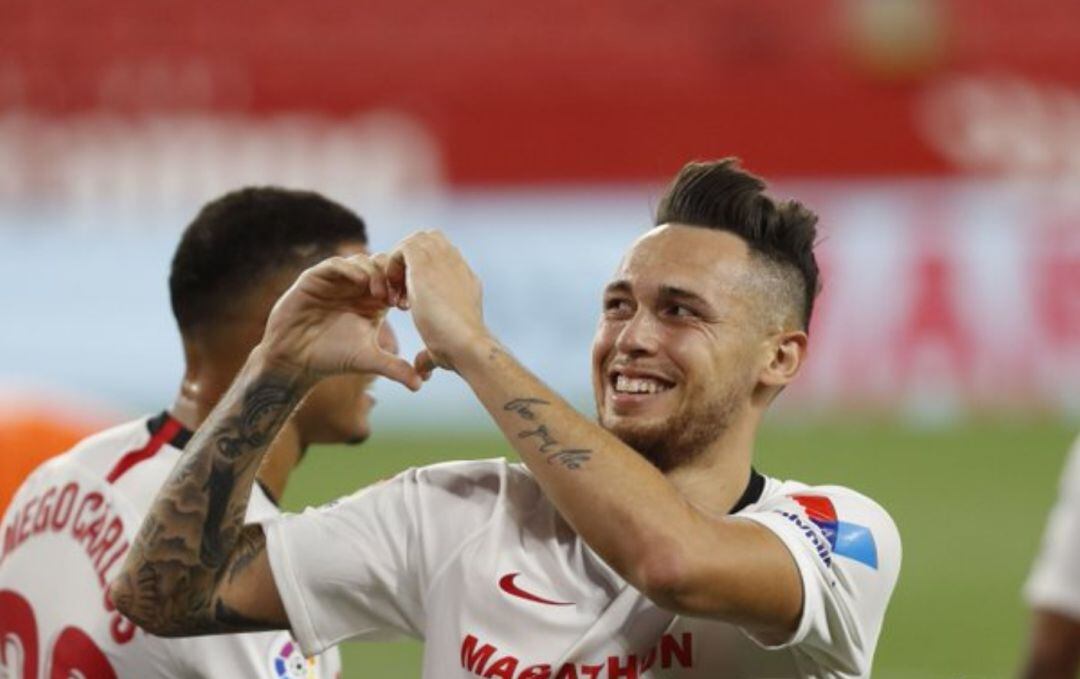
[368,269,388,303]
[413,348,437,381]
[378,353,423,392]
[344,255,388,302]
[385,250,408,303]
[371,253,398,306]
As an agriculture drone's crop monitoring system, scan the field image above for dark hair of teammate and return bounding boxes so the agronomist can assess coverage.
[655,158,821,330]
[169,187,368,334]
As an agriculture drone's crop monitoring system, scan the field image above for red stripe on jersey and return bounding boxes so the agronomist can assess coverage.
[106,418,183,484]
[791,495,837,523]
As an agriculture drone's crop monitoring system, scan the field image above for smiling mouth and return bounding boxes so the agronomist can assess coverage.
[609,372,675,396]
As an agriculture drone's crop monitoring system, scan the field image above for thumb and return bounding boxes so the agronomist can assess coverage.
[370,350,423,392]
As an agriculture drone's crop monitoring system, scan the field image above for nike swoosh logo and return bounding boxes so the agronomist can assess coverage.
[498,572,573,606]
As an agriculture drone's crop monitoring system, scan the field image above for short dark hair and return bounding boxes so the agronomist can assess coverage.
[169,187,368,334]
[655,158,821,329]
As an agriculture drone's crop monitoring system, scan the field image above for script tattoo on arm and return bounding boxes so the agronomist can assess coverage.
[503,398,592,470]
[110,372,302,635]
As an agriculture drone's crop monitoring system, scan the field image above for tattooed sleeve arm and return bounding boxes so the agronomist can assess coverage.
[109,348,310,635]
[109,252,422,636]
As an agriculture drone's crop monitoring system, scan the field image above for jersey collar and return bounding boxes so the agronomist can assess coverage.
[148,411,193,450]
[728,468,765,514]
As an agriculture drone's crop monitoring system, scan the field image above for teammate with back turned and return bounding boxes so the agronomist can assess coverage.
[112,159,902,678]
[0,188,401,678]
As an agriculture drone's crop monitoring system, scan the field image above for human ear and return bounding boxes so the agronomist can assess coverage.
[759,330,807,388]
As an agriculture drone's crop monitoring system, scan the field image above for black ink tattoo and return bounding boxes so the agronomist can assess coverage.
[504,397,593,471]
[214,381,293,461]
[110,372,302,636]
[200,460,237,568]
[214,599,279,632]
[517,424,559,453]
[546,449,591,470]
[226,527,267,584]
[503,397,549,421]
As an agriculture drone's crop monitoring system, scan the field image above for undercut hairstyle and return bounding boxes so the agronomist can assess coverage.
[170,187,368,335]
[655,158,821,330]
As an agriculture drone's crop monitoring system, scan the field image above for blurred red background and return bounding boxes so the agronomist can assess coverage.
[3,0,1079,184]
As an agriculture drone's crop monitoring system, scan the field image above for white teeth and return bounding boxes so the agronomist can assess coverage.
[614,374,670,394]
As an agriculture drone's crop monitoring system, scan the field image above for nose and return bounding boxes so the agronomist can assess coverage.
[614,309,660,356]
[377,322,400,355]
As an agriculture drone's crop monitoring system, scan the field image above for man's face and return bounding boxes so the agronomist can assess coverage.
[591,225,767,471]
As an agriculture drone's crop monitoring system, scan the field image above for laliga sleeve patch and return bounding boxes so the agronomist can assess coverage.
[791,495,878,570]
[267,632,320,679]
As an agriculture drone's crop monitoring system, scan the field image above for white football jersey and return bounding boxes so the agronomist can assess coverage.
[0,413,341,679]
[265,459,901,678]
[1025,435,1080,618]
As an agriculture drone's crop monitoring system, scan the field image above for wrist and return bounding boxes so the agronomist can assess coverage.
[450,330,508,379]
[248,343,320,391]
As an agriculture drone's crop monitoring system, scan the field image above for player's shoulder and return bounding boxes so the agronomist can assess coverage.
[299,459,528,538]
[412,457,533,489]
[28,414,187,514]
[13,417,150,493]
[56,417,152,468]
[751,476,902,568]
[395,457,542,512]
[757,477,895,524]
[414,456,512,480]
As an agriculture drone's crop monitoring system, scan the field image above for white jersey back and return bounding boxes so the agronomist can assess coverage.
[1026,434,1080,618]
[0,414,341,679]
[265,459,901,678]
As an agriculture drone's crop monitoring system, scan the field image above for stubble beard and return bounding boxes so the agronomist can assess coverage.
[600,382,746,473]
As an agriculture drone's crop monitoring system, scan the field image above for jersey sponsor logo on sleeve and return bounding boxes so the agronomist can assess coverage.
[790,494,878,570]
[267,632,321,679]
[498,573,574,607]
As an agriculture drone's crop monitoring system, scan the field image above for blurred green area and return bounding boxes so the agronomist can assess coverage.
[280,418,1076,678]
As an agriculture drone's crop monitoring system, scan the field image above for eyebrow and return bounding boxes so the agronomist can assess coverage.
[604,281,715,310]
[657,284,712,309]
[603,280,632,296]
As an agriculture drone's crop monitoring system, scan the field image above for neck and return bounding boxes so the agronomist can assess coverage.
[170,386,304,504]
[664,408,760,517]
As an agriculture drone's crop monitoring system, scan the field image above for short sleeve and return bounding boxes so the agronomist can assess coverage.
[1025,437,1080,618]
[739,487,902,675]
[262,460,506,657]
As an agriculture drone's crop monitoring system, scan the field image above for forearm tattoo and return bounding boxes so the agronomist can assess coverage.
[503,398,592,470]
[111,373,300,635]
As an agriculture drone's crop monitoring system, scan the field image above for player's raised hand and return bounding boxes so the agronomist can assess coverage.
[385,231,489,376]
[260,254,422,391]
